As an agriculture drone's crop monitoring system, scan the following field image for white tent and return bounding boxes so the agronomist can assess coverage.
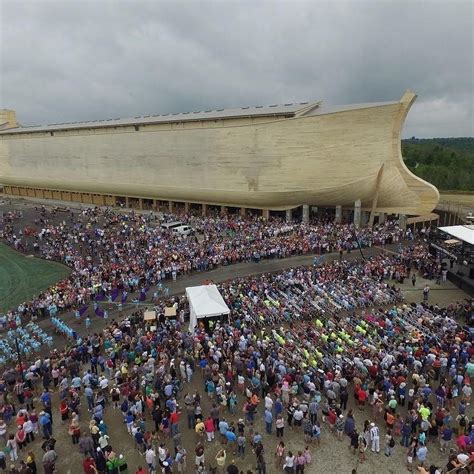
[186,284,230,332]
[439,225,474,245]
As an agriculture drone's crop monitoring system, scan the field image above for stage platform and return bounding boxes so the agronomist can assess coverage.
[447,262,474,297]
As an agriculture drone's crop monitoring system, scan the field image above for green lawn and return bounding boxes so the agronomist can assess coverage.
[0,242,71,314]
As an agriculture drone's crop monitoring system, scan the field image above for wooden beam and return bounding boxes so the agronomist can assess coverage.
[368,164,385,227]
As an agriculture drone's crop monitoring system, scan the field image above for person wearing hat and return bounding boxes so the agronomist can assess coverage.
[370,422,380,453]
[95,447,107,473]
[117,453,129,473]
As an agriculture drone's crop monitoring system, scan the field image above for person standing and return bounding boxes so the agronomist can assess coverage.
[276,414,285,438]
[256,452,266,474]
[6,434,18,462]
[275,441,285,469]
[416,442,428,467]
[42,447,57,474]
[423,285,430,302]
[406,441,416,472]
[264,408,273,435]
[335,414,345,441]
[194,442,205,469]
[145,446,156,474]
[284,451,295,473]
[174,445,187,474]
[370,423,380,453]
[215,449,226,473]
[295,450,306,473]
[385,430,395,456]
[82,455,97,474]
[237,433,246,457]
[204,416,215,442]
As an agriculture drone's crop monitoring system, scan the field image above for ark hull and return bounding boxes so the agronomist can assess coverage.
[0,92,439,215]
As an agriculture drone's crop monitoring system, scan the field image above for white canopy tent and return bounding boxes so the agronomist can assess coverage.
[438,225,474,245]
[186,284,230,332]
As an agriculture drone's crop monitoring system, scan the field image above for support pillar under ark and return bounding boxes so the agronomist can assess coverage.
[398,214,407,230]
[302,205,309,224]
[353,199,362,228]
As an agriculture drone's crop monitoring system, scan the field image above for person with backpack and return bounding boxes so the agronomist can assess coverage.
[456,412,468,435]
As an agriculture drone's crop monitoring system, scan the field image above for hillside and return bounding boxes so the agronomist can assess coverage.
[402,137,474,191]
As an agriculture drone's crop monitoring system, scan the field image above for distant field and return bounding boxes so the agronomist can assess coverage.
[440,193,474,207]
[0,242,71,314]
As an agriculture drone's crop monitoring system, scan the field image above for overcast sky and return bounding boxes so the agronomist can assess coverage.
[1,0,473,138]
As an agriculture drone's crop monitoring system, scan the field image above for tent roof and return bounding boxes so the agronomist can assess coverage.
[438,225,474,245]
[185,284,230,319]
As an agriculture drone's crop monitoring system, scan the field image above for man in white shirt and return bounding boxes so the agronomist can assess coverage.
[293,408,304,426]
[145,447,156,471]
[264,395,273,411]
[370,422,380,453]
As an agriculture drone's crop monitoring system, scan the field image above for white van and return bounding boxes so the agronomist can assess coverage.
[172,225,194,236]
[161,221,183,230]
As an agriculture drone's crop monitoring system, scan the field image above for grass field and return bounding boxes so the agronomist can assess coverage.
[0,242,71,314]
[440,193,474,207]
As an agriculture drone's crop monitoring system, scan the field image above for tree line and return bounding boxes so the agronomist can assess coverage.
[402,137,474,191]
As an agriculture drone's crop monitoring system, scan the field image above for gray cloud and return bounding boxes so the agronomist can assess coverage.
[1,0,472,137]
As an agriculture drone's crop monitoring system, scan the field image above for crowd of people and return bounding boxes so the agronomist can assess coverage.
[1,205,413,327]
[0,203,472,474]
[0,247,470,472]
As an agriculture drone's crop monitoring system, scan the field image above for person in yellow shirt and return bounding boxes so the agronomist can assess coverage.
[419,405,430,421]
[215,449,226,471]
[195,419,205,439]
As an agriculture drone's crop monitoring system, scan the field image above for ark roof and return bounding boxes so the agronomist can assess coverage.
[0,102,320,135]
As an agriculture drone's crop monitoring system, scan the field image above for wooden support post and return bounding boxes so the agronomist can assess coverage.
[368,164,385,227]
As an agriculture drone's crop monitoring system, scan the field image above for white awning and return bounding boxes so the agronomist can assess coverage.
[186,284,230,332]
[438,225,474,245]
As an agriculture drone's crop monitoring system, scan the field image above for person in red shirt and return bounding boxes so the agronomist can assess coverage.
[358,389,367,410]
[170,410,181,436]
[204,416,215,442]
[327,408,337,431]
[135,467,147,474]
[82,455,96,474]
